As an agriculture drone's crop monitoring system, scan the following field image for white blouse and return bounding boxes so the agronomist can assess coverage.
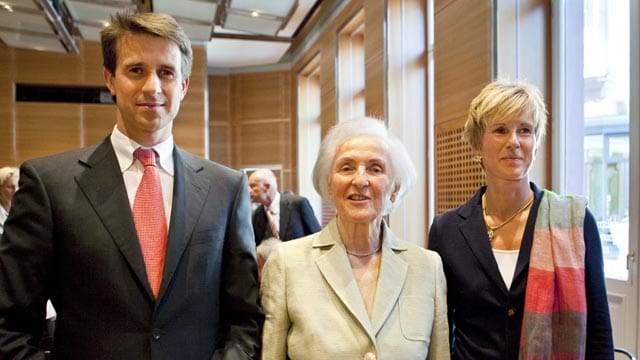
[492,249,520,289]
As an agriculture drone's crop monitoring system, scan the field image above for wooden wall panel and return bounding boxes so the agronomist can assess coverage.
[210,123,231,165]
[15,103,82,162]
[14,47,84,85]
[364,0,386,119]
[210,75,230,122]
[209,75,231,165]
[234,120,291,164]
[232,72,291,120]
[209,71,293,178]
[434,0,457,13]
[82,104,117,145]
[434,0,492,125]
[173,45,207,157]
[433,0,492,213]
[0,44,16,166]
[319,38,337,133]
[79,41,107,84]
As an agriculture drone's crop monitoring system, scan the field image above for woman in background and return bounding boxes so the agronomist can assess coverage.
[428,80,613,359]
[261,117,449,360]
[0,166,19,235]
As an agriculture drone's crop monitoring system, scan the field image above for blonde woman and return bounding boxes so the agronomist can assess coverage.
[0,166,19,235]
[428,80,613,359]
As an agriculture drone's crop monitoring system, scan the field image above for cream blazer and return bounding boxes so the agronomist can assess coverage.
[260,219,450,360]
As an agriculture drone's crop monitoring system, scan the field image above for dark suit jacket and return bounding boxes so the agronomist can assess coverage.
[252,192,321,245]
[0,138,263,360]
[428,182,613,360]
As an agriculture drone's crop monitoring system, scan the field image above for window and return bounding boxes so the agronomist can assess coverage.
[297,55,325,225]
[337,9,365,122]
[582,0,630,280]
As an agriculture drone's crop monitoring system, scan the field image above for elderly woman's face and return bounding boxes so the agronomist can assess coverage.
[328,135,395,225]
[0,174,18,205]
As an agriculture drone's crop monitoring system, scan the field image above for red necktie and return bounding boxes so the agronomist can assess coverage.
[132,148,167,298]
[266,208,279,239]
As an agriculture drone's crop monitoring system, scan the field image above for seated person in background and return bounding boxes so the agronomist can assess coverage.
[248,168,321,275]
[0,166,19,235]
[260,117,449,360]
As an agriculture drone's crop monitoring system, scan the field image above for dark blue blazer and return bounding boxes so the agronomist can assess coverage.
[252,192,321,245]
[428,182,613,360]
[0,138,263,359]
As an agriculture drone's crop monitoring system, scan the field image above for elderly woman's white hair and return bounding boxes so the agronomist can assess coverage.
[312,117,417,215]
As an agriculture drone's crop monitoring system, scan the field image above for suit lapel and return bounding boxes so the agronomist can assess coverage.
[370,226,408,335]
[75,138,153,300]
[279,196,292,239]
[314,221,376,343]
[458,190,509,293]
[158,148,209,299]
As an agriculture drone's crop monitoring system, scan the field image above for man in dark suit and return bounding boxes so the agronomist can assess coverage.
[0,12,262,359]
[248,169,321,275]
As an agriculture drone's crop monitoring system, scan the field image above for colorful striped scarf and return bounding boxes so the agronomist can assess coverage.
[519,190,588,360]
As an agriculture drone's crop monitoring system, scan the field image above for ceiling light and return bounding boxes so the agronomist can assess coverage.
[222,0,297,36]
[228,0,296,18]
[35,0,78,54]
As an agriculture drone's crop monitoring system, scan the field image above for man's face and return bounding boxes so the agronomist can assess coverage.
[248,175,269,205]
[103,33,189,147]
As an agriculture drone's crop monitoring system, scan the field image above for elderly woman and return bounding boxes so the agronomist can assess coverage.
[0,166,19,235]
[260,117,449,360]
[428,80,614,359]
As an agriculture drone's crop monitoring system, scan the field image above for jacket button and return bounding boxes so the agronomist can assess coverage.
[508,308,516,317]
[363,352,377,360]
[151,328,162,341]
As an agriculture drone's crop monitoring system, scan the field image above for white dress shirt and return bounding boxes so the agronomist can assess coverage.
[110,126,174,227]
[264,191,281,233]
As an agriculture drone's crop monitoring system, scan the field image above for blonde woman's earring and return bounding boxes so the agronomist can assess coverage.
[472,155,483,164]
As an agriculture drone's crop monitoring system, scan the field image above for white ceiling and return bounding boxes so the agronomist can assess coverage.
[0,0,319,70]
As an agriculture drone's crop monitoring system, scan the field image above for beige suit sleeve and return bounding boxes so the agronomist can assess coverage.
[260,246,289,360]
[427,252,451,360]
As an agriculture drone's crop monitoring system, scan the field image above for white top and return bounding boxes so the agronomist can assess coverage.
[492,248,520,289]
[0,206,8,235]
[110,126,175,226]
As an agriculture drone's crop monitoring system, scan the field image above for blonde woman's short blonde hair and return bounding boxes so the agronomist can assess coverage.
[462,80,547,150]
[0,167,19,186]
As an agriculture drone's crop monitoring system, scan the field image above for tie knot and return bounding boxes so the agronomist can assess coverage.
[134,148,157,167]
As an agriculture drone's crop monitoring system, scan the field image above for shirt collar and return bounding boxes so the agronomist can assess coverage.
[110,125,175,175]
[265,191,281,214]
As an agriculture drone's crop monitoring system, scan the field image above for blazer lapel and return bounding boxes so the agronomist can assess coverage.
[158,148,209,299]
[314,221,376,342]
[370,224,408,335]
[512,182,541,284]
[458,189,509,293]
[279,196,292,239]
[75,138,153,300]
